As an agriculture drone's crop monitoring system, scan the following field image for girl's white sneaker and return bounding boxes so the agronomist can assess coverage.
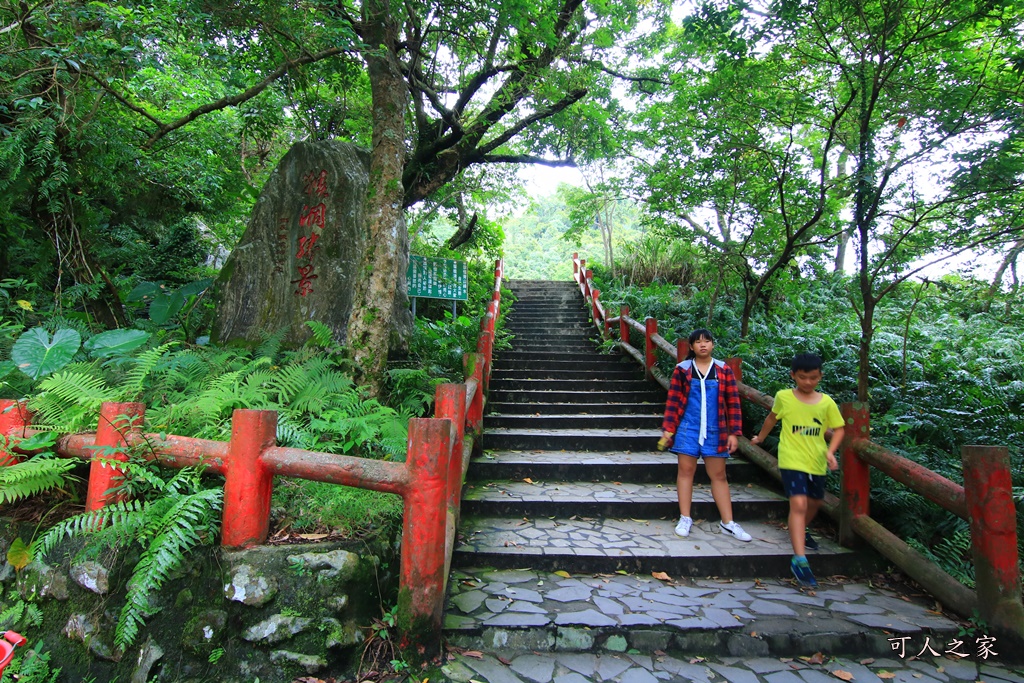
[720,520,752,542]
[674,516,693,537]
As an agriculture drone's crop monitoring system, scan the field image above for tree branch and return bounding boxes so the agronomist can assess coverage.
[142,46,348,148]
[479,88,587,154]
[568,57,671,86]
[481,154,576,166]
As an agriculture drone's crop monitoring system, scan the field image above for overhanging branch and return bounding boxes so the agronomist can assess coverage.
[481,154,576,166]
[141,47,349,148]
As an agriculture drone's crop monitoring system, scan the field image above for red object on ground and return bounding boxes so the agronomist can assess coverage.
[0,630,27,676]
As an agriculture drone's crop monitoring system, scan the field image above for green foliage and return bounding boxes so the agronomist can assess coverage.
[32,464,223,650]
[0,599,44,632]
[10,328,81,380]
[1,647,61,683]
[0,454,76,504]
[272,479,403,536]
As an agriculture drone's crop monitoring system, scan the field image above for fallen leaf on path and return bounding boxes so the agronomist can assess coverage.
[463,650,484,659]
[831,670,854,681]
[859,659,874,665]
[876,673,895,679]
[554,570,571,578]
[651,571,671,581]
[523,477,534,484]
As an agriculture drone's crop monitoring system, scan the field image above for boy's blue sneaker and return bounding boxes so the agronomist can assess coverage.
[790,556,817,587]
[804,532,819,551]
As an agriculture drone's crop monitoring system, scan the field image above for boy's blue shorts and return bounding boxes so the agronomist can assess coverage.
[780,468,826,500]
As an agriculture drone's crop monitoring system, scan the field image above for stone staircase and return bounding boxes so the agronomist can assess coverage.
[443,280,947,661]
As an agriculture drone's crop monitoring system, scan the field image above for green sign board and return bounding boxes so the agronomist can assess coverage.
[407,255,468,301]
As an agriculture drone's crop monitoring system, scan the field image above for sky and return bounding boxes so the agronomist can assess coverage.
[520,164,584,199]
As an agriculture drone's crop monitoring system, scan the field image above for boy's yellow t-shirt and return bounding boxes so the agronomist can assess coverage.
[771,389,845,475]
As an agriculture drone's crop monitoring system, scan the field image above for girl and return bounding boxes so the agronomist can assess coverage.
[660,329,751,541]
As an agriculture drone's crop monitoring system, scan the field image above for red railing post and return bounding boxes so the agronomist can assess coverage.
[398,417,452,660]
[725,357,742,384]
[962,445,1024,637]
[0,399,33,466]
[591,288,603,333]
[85,402,145,512]
[463,353,485,455]
[644,317,657,381]
[435,383,468,514]
[476,327,494,392]
[619,305,630,345]
[435,383,468,595]
[677,339,689,364]
[839,402,871,547]
[221,410,277,548]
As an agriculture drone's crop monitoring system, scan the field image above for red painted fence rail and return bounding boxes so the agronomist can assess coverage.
[571,253,1024,642]
[0,259,505,661]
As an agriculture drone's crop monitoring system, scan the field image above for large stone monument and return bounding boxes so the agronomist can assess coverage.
[212,141,412,348]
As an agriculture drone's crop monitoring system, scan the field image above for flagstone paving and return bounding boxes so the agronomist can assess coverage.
[440,650,1023,683]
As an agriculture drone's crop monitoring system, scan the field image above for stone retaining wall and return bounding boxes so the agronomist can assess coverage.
[0,529,398,682]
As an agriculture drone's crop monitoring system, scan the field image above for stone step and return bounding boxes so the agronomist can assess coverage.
[504,344,604,354]
[509,297,583,306]
[507,312,590,321]
[487,413,663,430]
[507,325,594,334]
[487,402,663,416]
[443,568,958,661]
[508,289,580,297]
[492,360,639,373]
[508,338,603,348]
[494,357,632,368]
[491,378,657,393]
[490,370,644,381]
[490,389,666,404]
[460,479,790,520]
[453,516,880,578]
[467,450,765,484]
[485,427,661,451]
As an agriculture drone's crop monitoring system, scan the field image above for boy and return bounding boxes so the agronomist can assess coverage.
[750,353,844,588]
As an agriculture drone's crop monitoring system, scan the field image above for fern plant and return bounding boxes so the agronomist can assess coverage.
[31,463,223,650]
[0,455,76,504]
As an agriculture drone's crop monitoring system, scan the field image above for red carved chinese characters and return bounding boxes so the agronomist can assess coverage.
[296,233,320,260]
[302,169,330,200]
[292,263,318,297]
[291,169,329,297]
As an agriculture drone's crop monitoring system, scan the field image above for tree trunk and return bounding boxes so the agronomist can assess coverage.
[600,205,615,277]
[347,0,408,396]
[834,227,852,273]
[984,238,1024,311]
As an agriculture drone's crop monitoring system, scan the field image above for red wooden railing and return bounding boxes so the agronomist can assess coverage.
[0,259,505,660]
[571,253,1024,640]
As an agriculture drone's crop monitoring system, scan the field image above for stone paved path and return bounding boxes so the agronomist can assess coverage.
[441,649,1023,683]
[445,569,962,657]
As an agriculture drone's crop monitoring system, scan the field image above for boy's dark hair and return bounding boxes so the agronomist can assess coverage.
[791,353,823,372]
